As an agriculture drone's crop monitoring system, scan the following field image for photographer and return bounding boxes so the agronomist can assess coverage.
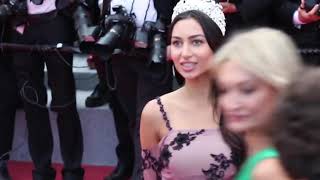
[219,0,320,65]
[82,0,112,108]
[84,0,179,179]
[0,8,21,179]
[8,0,97,179]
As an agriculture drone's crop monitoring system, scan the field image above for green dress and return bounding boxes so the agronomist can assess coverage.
[235,147,279,180]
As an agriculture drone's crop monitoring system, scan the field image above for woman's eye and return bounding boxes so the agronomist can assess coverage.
[217,88,227,95]
[172,40,182,47]
[241,87,255,94]
[192,39,203,46]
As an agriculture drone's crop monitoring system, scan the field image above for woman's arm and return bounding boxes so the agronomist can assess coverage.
[140,99,163,179]
[140,99,162,149]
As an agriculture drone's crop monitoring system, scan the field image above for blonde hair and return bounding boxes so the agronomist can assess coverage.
[213,27,302,90]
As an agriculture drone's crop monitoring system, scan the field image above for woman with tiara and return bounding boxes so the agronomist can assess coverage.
[140,0,244,179]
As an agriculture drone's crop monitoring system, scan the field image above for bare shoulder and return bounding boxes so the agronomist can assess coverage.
[141,92,178,127]
[141,98,163,126]
[140,98,165,149]
[140,92,180,148]
[252,158,292,180]
[142,92,175,119]
[160,88,183,105]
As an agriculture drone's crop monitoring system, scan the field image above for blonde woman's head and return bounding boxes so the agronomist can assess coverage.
[212,28,303,133]
[213,27,302,91]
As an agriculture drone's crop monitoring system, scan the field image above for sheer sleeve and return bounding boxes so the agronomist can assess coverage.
[141,147,161,180]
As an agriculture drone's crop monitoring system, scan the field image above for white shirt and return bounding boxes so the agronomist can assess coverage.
[110,0,157,28]
[27,0,56,15]
[98,0,103,14]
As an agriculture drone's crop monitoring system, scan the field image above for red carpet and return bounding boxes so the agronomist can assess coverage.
[8,161,114,180]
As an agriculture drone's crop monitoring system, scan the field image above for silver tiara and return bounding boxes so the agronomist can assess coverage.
[172,0,226,36]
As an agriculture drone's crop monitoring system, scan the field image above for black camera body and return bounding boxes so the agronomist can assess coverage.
[73,0,96,42]
[135,19,167,63]
[305,0,320,16]
[80,5,167,63]
[135,21,155,49]
[101,5,136,48]
[80,5,136,56]
[0,0,27,18]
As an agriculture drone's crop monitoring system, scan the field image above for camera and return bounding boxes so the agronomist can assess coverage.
[73,1,94,42]
[80,5,167,63]
[305,0,320,16]
[134,18,167,63]
[80,5,136,56]
[0,0,27,18]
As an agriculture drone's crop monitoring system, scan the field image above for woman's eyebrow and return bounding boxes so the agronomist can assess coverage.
[171,34,205,39]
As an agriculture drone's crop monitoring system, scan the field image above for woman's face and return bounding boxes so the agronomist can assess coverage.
[216,61,279,133]
[170,18,214,80]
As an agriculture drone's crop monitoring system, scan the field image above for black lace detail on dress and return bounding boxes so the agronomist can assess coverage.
[141,146,173,180]
[169,129,205,150]
[158,145,172,171]
[142,129,235,179]
[141,149,162,180]
[202,153,233,180]
[156,97,172,131]
[157,129,206,170]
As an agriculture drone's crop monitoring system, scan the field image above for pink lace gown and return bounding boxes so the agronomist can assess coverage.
[141,97,237,180]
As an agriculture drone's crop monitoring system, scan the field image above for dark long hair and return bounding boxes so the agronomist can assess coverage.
[273,68,320,180]
[169,10,245,168]
[212,81,246,168]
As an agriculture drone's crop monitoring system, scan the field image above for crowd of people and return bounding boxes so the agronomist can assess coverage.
[0,0,320,180]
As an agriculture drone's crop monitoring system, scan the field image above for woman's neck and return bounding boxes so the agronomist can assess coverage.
[244,130,273,157]
[182,75,212,104]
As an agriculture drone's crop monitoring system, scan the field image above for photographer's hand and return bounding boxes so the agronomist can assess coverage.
[298,0,320,24]
[219,2,237,14]
[83,35,95,42]
[82,36,96,69]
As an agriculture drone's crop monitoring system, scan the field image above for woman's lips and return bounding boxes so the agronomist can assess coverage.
[225,114,247,123]
[181,62,197,72]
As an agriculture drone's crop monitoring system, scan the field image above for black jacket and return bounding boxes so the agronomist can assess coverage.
[236,0,296,28]
[285,0,320,50]
[223,0,296,37]
[154,0,179,25]
[228,0,320,63]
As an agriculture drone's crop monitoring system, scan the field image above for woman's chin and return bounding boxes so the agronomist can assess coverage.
[179,70,206,80]
[226,122,249,134]
[180,73,197,80]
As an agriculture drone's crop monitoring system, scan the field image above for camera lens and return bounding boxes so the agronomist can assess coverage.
[151,33,166,63]
[134,29,149,48]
